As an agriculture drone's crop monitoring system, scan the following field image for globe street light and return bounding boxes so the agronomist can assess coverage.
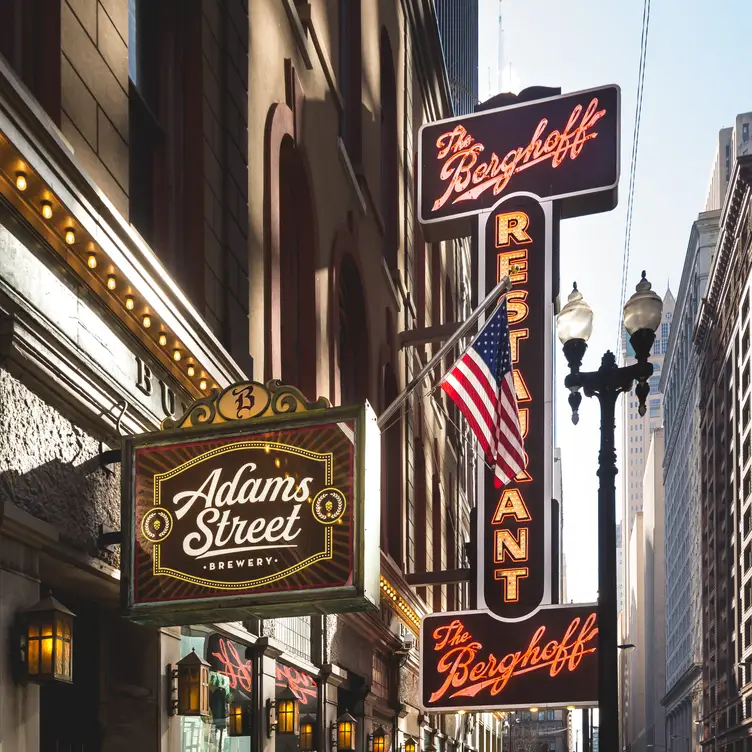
[556,271,663,752]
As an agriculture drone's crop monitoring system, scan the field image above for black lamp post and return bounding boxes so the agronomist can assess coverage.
[556,271,663,752]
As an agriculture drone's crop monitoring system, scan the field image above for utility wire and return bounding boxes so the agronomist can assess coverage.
[616,0,652,351]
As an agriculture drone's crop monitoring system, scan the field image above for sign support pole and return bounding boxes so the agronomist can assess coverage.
[376,273,512,432]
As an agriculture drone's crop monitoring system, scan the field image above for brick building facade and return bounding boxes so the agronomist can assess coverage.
[0,1,479,751]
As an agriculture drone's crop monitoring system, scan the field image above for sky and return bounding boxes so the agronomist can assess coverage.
[478,0,752,604]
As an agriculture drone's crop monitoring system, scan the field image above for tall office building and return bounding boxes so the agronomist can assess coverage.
[696,113,752,750]
[621,290,675,535]
[621,429,667,752]
[661,197,719,749]
[434,0,479,115]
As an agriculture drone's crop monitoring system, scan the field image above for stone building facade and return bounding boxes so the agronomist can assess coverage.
[0,1,478,751]
[696,151,752,752]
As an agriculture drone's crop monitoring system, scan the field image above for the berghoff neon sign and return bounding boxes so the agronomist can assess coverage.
[432,98,606,212]
[428,613,598,702]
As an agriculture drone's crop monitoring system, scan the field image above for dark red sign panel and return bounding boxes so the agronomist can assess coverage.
[480,195,551,619]
[121,404,380,625]
[420,605,598,711]
[418,85,620,240]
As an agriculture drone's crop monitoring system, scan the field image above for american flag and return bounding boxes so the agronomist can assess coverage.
[440,299,526,488]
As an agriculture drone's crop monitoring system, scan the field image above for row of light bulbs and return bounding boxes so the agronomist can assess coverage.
[380,577,421,631]
[12,169,213,393]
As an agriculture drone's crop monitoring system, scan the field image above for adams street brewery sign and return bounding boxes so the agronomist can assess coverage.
[121,380,380,625]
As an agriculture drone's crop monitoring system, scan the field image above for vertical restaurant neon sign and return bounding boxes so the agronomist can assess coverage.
[480,195,552,619]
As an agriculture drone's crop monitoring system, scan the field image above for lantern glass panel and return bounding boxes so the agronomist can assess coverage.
[40,621,53,675]
[228,702,252,737]
[373,732,386,752]
[405,739,416,752]
[339,721,354,751]
[278,698,300,734]
[27,623,40,675]
[300,720,316,751]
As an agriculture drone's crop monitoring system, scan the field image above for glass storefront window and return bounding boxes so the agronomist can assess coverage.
[180,630,252,752]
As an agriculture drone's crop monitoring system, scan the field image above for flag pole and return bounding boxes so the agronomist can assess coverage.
[377,273,513,432]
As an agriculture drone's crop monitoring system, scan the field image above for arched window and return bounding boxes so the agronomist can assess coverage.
[338,255,369,404]
[382,363,403,566]
[380,29,398,272]
[279,137,317,399]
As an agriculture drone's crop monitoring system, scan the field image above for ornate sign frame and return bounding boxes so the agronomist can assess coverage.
[121,380,381,625]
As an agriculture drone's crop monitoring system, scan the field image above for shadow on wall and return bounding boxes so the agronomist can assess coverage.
[0,368,121,564]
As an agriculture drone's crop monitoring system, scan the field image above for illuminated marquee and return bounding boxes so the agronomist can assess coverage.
[417,85,620,241]
[420,605,598,711]
[481,195,551,619]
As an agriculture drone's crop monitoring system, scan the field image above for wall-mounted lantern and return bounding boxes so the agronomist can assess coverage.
[277,686,301,734]
[368,725,390,752]
[170,649,210,717]
[22,595,75,684]
[300,713,317,751]
[228,701,252,737]
[331,712,358,751]
[402,736,417,752]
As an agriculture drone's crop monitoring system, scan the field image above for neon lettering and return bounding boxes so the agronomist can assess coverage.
[493,567,529,601]
[497,249,528,285]
[211,638,253,691]
[509,329,529,363]
[495,529,528,563]
[513,371,531,402]
[275,664,318,704]
[492,488,531,523]
[506,289,529,324]
[431,98,606,211]
[495,212,532,246]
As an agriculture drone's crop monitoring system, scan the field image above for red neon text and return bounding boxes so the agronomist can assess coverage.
[275,664,318,704]
[211,638,253,691]
[428,615,598,702]
[432,98,606,211]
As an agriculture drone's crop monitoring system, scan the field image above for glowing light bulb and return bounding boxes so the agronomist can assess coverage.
[106,275,116,290]
[41,201,53,219]
[87,253,97,269]
[158,333,167,346]
[142,314,151,329]
[15,172,27,191]
[172,349,181,361]
[199,379,208,390]
[187,365,195,377]
[125,296,135,310]
[65,228,76,245]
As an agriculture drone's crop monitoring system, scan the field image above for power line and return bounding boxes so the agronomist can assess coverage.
[616,0,652,351]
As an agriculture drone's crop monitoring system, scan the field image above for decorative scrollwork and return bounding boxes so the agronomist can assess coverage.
[267,379,330,415]
[162,390,218,430]
[162,380,330,430]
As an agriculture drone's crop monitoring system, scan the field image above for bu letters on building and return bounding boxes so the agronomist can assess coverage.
[120,400,381,625]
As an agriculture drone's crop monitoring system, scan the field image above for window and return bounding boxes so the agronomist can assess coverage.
[338,0,362,161]
[0,0,61,122]
[380,29,398,272]
[279,138,317,400]
[661,322,669,341]
[649,398,661,419]
[338,254,369,404]
[382,363,403,565]
[744,123,750,143]
[128,0,204,301]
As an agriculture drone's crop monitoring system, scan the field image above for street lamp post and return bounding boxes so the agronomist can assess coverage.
[556,272,664,752]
